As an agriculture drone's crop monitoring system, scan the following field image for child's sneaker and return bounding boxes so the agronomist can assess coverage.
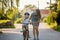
[28,36,31,38]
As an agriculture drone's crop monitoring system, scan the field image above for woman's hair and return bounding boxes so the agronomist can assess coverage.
[36,9,41,18]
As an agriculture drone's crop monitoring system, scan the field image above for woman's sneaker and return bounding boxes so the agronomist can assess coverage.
[33,38,36,40]
[37,38,39,40]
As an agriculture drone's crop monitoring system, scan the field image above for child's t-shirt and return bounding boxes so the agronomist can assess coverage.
[23,18,29,26]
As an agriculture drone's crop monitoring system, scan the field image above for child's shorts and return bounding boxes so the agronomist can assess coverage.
[22,25,28,31]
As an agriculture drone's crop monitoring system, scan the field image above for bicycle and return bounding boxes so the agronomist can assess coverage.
[23,25,29,40]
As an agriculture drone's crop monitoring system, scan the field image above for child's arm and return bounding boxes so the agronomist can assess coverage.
[28,19,32,24]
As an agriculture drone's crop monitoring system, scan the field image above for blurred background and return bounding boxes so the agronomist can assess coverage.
[0,0,60,35]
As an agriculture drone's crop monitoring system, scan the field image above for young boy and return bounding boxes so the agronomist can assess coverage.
[21,12,30,40]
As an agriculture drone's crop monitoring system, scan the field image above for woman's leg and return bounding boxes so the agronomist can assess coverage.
[36,27,39,38]
[33,26,36,39]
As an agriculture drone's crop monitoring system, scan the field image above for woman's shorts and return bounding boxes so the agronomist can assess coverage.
[32,22,39,27]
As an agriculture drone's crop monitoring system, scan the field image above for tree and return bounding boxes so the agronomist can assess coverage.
[56,10,60,25]
[16,0,20,8]
[24,4,37,9]
[21,4,37,13]
[6,6,18,20]
[46,3,57,25]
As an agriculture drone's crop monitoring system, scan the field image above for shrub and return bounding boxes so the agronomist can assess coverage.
[53,25,60,31]
[0,26,15,28]
[47,14,52,25]
[0,20,15,28]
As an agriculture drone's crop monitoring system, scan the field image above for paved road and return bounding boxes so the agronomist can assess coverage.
[0,22,60,40]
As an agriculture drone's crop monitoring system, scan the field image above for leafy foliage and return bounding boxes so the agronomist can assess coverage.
[16,0,19,7]
[47,0,60,31]
[6,6,18,20]
[0,0,22,28]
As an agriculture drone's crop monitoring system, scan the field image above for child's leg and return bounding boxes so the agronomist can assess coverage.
[26,26,30,38]
[26,27,29,40]
[23,31,26,40]
[22,26,26,40]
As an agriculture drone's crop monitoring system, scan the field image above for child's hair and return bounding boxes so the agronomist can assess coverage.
[24,12,30,15]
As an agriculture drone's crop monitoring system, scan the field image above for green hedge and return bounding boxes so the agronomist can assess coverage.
[0,26,15,28]
[0,20,15,28]
[53,25,60,31]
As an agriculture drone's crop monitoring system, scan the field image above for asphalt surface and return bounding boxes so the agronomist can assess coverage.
[0,22,60,40]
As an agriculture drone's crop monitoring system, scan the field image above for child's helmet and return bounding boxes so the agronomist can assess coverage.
[24,12,30,15]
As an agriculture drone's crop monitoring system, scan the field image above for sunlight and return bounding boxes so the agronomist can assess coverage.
[18,0,56,10]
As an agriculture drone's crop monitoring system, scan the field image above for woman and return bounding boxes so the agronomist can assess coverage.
[30,9,41,40]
